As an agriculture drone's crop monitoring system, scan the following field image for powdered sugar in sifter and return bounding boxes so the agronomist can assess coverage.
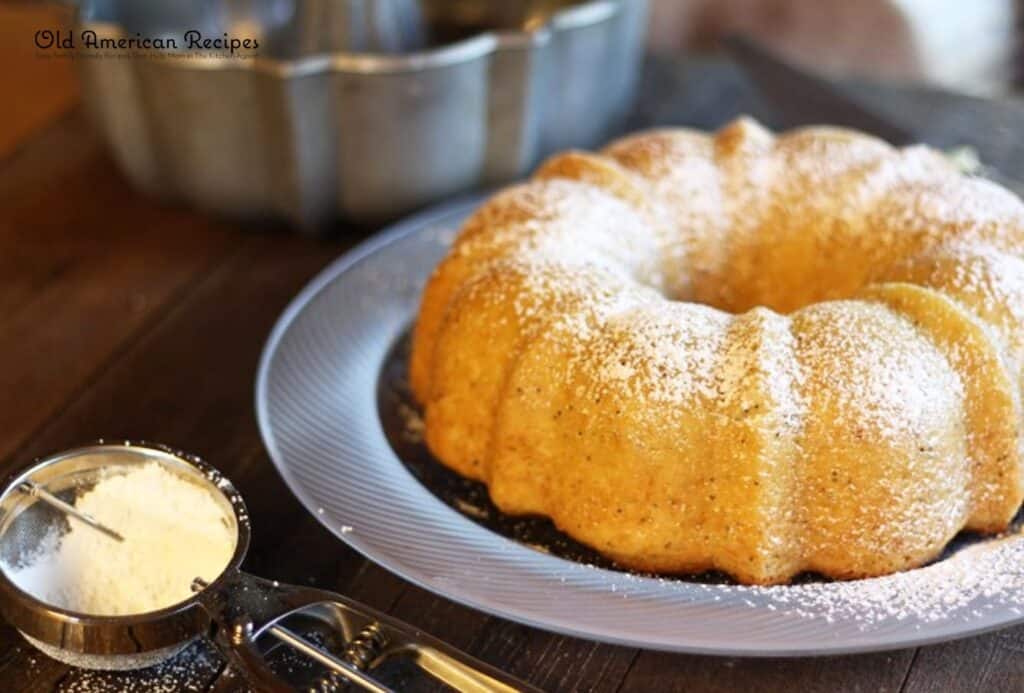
[0,442,537,691]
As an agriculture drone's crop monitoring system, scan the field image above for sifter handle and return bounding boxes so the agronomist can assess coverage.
[193,570,540,692]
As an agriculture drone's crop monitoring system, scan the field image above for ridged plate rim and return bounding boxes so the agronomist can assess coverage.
[255,195,1024,657]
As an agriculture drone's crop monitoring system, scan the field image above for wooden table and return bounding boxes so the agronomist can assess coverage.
[3,25,1024,693]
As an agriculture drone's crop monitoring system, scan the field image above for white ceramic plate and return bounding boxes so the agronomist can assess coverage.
[256,196,1024,656]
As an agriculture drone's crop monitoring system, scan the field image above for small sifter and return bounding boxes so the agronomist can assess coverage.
[0,442,538,692]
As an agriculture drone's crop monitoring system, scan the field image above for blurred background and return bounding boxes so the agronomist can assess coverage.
[649,0,1021,96]
[1,0,1022,226]
[4,0,1021,156]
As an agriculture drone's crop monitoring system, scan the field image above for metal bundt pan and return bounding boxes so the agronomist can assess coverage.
[75,0,648,229]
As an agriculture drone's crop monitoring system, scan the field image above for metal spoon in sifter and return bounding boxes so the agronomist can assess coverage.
[16,480,125,543]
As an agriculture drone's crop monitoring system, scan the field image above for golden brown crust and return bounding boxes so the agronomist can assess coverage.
[409,116,1024,584]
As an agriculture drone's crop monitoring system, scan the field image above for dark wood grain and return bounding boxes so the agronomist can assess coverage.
[3,54,1024,693]
[903,629,1024,693]
[0,112,240,464]
[617,650,916,693]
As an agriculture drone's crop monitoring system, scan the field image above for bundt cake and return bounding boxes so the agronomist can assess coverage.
[409,117,1024,585]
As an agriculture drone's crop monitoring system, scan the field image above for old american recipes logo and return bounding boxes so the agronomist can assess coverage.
[34,28,260,57]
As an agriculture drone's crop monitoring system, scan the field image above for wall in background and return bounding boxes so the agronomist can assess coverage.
[649,0,1019,95]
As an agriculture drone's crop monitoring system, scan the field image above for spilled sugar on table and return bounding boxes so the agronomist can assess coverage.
[3,47,1024,691]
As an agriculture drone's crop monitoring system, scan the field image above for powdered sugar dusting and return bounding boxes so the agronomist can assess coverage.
[50,638,224,689]
[883,241,1024,392]
[745,523,1024,627]
[577,303,730,408]
[412,115,1024,587]
[794,300,965,445]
